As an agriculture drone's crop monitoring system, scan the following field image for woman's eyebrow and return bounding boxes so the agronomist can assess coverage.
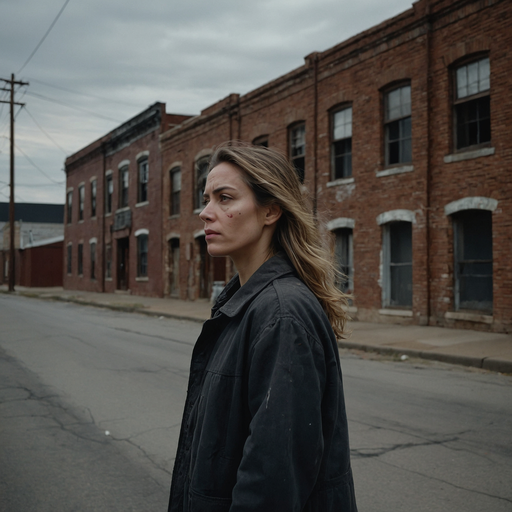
[204,185,237,198]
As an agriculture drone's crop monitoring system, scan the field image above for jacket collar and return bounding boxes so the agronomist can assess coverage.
[211,254,296,319]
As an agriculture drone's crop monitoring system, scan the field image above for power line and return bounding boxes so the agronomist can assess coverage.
[15,142,65,185]
[25,90,124,123]
[23,107,69,154]
[27,77,143,108]
[17,0,72,74]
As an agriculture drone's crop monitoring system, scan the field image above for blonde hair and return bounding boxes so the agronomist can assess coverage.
[208,142,349,339]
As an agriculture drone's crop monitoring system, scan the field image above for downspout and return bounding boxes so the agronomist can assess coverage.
[313,53,319,216]
[424,6,432,325]
[101,143,106,293]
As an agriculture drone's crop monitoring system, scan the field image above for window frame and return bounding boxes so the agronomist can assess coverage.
[105,244,112,279]
[453,55,491,152]
[119,165,129,208]
[137,158,149,203]
[66,190,73,224]
[453,209,493,313]
[105,174,113,214]
[77,243,83,276]
[90,242,96,280]
[289,122,306,183]
[170,166,181,216]
[90,179,97,218]
[384,84,412,167]
[137,233,149,277]
[78,185,85,221]
[333,228,354,294]
[331,105,353,180]
[66,244,72,275]
[382,221,413,309]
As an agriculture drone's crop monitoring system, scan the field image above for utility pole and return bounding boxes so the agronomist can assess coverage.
[1,74,29,292]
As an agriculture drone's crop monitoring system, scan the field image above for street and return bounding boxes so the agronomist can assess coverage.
[1,294,511,511]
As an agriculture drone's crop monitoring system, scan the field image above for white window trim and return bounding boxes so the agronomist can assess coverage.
[105,169,113,177]
[135,228,149,237]
[377,209,416,225]
[376,165,414,178]
[89,237,97,245]
[444,147,495,164]
[135,201,149,208]
[118,159,130,169]
[136,150,149,161]
[327,177,355,187]
[194,229,205,239]
[444,196,498,216]
[327,217,355,231]
[166,233,181,241]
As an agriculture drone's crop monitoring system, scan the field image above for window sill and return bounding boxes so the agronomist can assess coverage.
[444,147,495,163]
[327,177,354,187]
[379,308,413,317]
[78,220,84,224]
[169,214,180,220]
[376,165,414,178]
[105,212,112,217]
[105,277,113,281]
[193,208,203,215]
[135,201,149,208]
[116,206,130,213]
[135,277,149,282]
[445,311,493,324]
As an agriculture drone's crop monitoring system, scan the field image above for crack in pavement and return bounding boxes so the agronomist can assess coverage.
[373,456,512,505]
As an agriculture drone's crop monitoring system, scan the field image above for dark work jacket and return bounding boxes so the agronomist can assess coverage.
[168,255,357,512]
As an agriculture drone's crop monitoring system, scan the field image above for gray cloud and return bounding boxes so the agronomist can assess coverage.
[0,0,413,203]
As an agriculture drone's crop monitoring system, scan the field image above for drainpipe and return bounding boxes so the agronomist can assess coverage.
[313,53,319,216]
[425,6,432,325]
[101,143,106,293]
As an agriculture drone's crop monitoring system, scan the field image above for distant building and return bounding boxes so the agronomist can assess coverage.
[0,202,64,286]
[64,0,512,333]
[63,102,191,296]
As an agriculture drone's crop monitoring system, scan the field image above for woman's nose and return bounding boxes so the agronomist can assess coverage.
[199,202,213,222]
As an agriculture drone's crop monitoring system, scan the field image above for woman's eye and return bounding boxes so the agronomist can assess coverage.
[202,199,209,206]
[220,195,230,202]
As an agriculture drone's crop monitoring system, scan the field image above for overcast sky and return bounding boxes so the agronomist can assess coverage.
[0,0,413,204]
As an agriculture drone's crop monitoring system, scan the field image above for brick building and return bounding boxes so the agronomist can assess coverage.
[63,103,191,296]
[65,0,511,332]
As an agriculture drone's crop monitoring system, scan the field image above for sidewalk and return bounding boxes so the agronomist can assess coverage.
[2,285,511,374]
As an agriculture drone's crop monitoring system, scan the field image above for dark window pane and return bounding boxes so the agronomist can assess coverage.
[390,264,412,307]
[456,96,491,149]
[455,210,493,311]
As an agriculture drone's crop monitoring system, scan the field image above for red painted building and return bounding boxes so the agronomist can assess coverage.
[65,0,512,332]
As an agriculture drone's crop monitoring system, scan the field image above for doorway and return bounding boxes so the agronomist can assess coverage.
[117,237,129,291]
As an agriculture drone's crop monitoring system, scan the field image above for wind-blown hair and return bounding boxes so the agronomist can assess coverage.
[208,142,349,339]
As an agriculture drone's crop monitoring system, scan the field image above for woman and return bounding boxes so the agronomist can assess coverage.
[168,143,357,512]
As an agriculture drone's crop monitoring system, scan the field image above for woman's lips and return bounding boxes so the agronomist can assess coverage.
[205,230,220,240]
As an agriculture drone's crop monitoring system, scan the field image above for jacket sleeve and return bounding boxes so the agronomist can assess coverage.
[230,316,327,512]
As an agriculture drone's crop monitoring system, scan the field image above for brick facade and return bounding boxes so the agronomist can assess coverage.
[64,103,191,297]
[66,0,512,332]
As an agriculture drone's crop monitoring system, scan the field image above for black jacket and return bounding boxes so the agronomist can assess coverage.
[168,255,357,512]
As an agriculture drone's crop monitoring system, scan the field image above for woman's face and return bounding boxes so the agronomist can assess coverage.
[199,162,277,269]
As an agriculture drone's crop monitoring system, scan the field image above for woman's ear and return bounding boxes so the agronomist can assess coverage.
[264,203,282,226]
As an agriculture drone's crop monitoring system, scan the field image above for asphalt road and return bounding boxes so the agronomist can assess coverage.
[0,294,511,511]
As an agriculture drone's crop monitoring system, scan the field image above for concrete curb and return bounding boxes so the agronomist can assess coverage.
[14,291,208,325]
[338,341,512,374]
